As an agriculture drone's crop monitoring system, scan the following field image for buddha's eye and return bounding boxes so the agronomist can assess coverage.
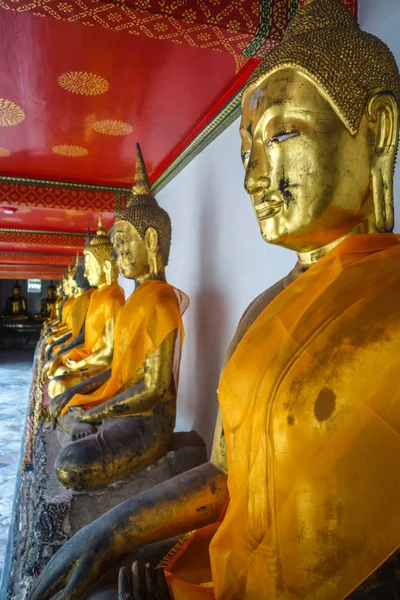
[267,131,300,147]
[241,150,251,164]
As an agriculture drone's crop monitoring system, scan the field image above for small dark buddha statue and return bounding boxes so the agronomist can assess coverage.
[2,281,28,320]
[34,283,57,321]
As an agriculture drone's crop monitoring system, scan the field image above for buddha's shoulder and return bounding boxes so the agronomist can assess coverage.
[223,278,286,366]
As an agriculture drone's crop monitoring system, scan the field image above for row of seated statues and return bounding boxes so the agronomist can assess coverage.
[1,281,57,321]
[26,0,400,598]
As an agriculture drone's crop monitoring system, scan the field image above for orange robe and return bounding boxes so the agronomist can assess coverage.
[62,279,188,415]
[166,234,400,600]
[52,289,93,355]
[57,282,125,365]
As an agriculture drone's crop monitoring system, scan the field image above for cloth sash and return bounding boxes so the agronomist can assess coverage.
[62,279,188,414]
[61,282,125,364]
[166,233,400,600]
[53,289,93,355]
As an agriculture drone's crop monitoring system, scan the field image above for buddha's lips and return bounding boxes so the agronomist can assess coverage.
[254,200,284,220]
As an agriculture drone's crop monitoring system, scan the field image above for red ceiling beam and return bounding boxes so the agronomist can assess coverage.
[0,265,66,280]
[0,229,86,254]
[0,252,75,266]
[0,181,128,212]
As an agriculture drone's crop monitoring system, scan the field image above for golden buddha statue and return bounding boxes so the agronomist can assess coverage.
[41,271,73,340]
[43,257,93,360]
[1,281,28,320]
[28,1,400,599]
[44,216,125,399]
[47,143,188,491]
[34,282,57,321]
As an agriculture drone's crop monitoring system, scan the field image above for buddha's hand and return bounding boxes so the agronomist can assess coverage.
[65,358,79,371]
[118,562,172,600]
[41,360,53,383]
[27,521,115,600]
[49,392,70,423]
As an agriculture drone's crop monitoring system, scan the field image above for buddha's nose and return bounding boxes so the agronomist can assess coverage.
[245,172,271,196]
[244,147,271,195]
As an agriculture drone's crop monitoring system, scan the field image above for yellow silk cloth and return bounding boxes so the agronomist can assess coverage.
[62,279,188,414]
[58,282,125,364]
[53,289,93,355]
[166,233,400,600]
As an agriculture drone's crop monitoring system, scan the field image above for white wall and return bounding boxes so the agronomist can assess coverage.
[119,0,400,449]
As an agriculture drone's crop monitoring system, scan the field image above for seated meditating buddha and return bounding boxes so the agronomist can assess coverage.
[41,281,67,337]
[43,257,93,361]
[47,144,188,490]
[1,281,28,320]
[41,271,74,344]
[29,1,400,599]
[45,216,125,399]
[34,283,57,321]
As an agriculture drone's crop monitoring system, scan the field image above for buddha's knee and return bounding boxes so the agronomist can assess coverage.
[56,442,93,490]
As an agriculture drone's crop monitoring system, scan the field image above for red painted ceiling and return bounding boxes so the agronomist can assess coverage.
[0,8,250,187]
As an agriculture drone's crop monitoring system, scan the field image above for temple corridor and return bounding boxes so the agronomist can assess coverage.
[0,350,33,583]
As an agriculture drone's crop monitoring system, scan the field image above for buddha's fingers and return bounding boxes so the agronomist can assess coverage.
[144,563,156,600]
[132,561,146,600]
[154,567,172,600]
[118,566,134,600]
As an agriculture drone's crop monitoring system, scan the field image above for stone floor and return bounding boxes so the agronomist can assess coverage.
[0,350,33,584]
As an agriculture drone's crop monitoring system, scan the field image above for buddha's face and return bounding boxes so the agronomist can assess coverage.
[62,279,69,295]
[241,68,372,252]
[47,287,56,300]
[114,220,149,280]
[84,252,105,287]
[13,286,21,297]
[69,274,77,295]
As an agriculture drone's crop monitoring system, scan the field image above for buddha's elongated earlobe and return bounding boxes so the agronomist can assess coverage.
[145,227,159,277]
[367,92,399,232]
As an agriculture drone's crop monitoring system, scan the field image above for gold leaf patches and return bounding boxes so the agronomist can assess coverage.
[58,72,110,96]
[0,99,25,127]
[0,147,11,157]
[52,145,89,157]
[92,119,133,136]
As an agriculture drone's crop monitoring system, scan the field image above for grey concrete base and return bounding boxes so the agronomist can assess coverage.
[5,425,207,600]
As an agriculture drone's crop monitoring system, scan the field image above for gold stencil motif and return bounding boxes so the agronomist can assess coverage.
[58,72,110,96]
[92,119,133,136]
[52,145,89,157]
[0,99,25,127]
[0,147,11,157]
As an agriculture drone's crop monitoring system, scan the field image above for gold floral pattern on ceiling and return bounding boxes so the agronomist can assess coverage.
[0,99,25,127]
[58,71,110,96]
[0,147,11,157]
[52,145,89,157]
[92,119,133,136]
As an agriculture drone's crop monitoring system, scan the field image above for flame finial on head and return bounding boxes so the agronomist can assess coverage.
[83,213,113,266]
[129,142,152,202]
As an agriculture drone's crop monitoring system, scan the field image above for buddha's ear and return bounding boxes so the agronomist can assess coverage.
[145,227,159,253]
[145,227,160,275]
[367,91,399,232]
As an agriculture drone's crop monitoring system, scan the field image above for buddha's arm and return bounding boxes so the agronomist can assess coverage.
[28,415,228,600]
[21,297,27,311]
[66,318,114,371]
[56,330,85,357]
[76,330,176,423]
[49,369,112,422]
